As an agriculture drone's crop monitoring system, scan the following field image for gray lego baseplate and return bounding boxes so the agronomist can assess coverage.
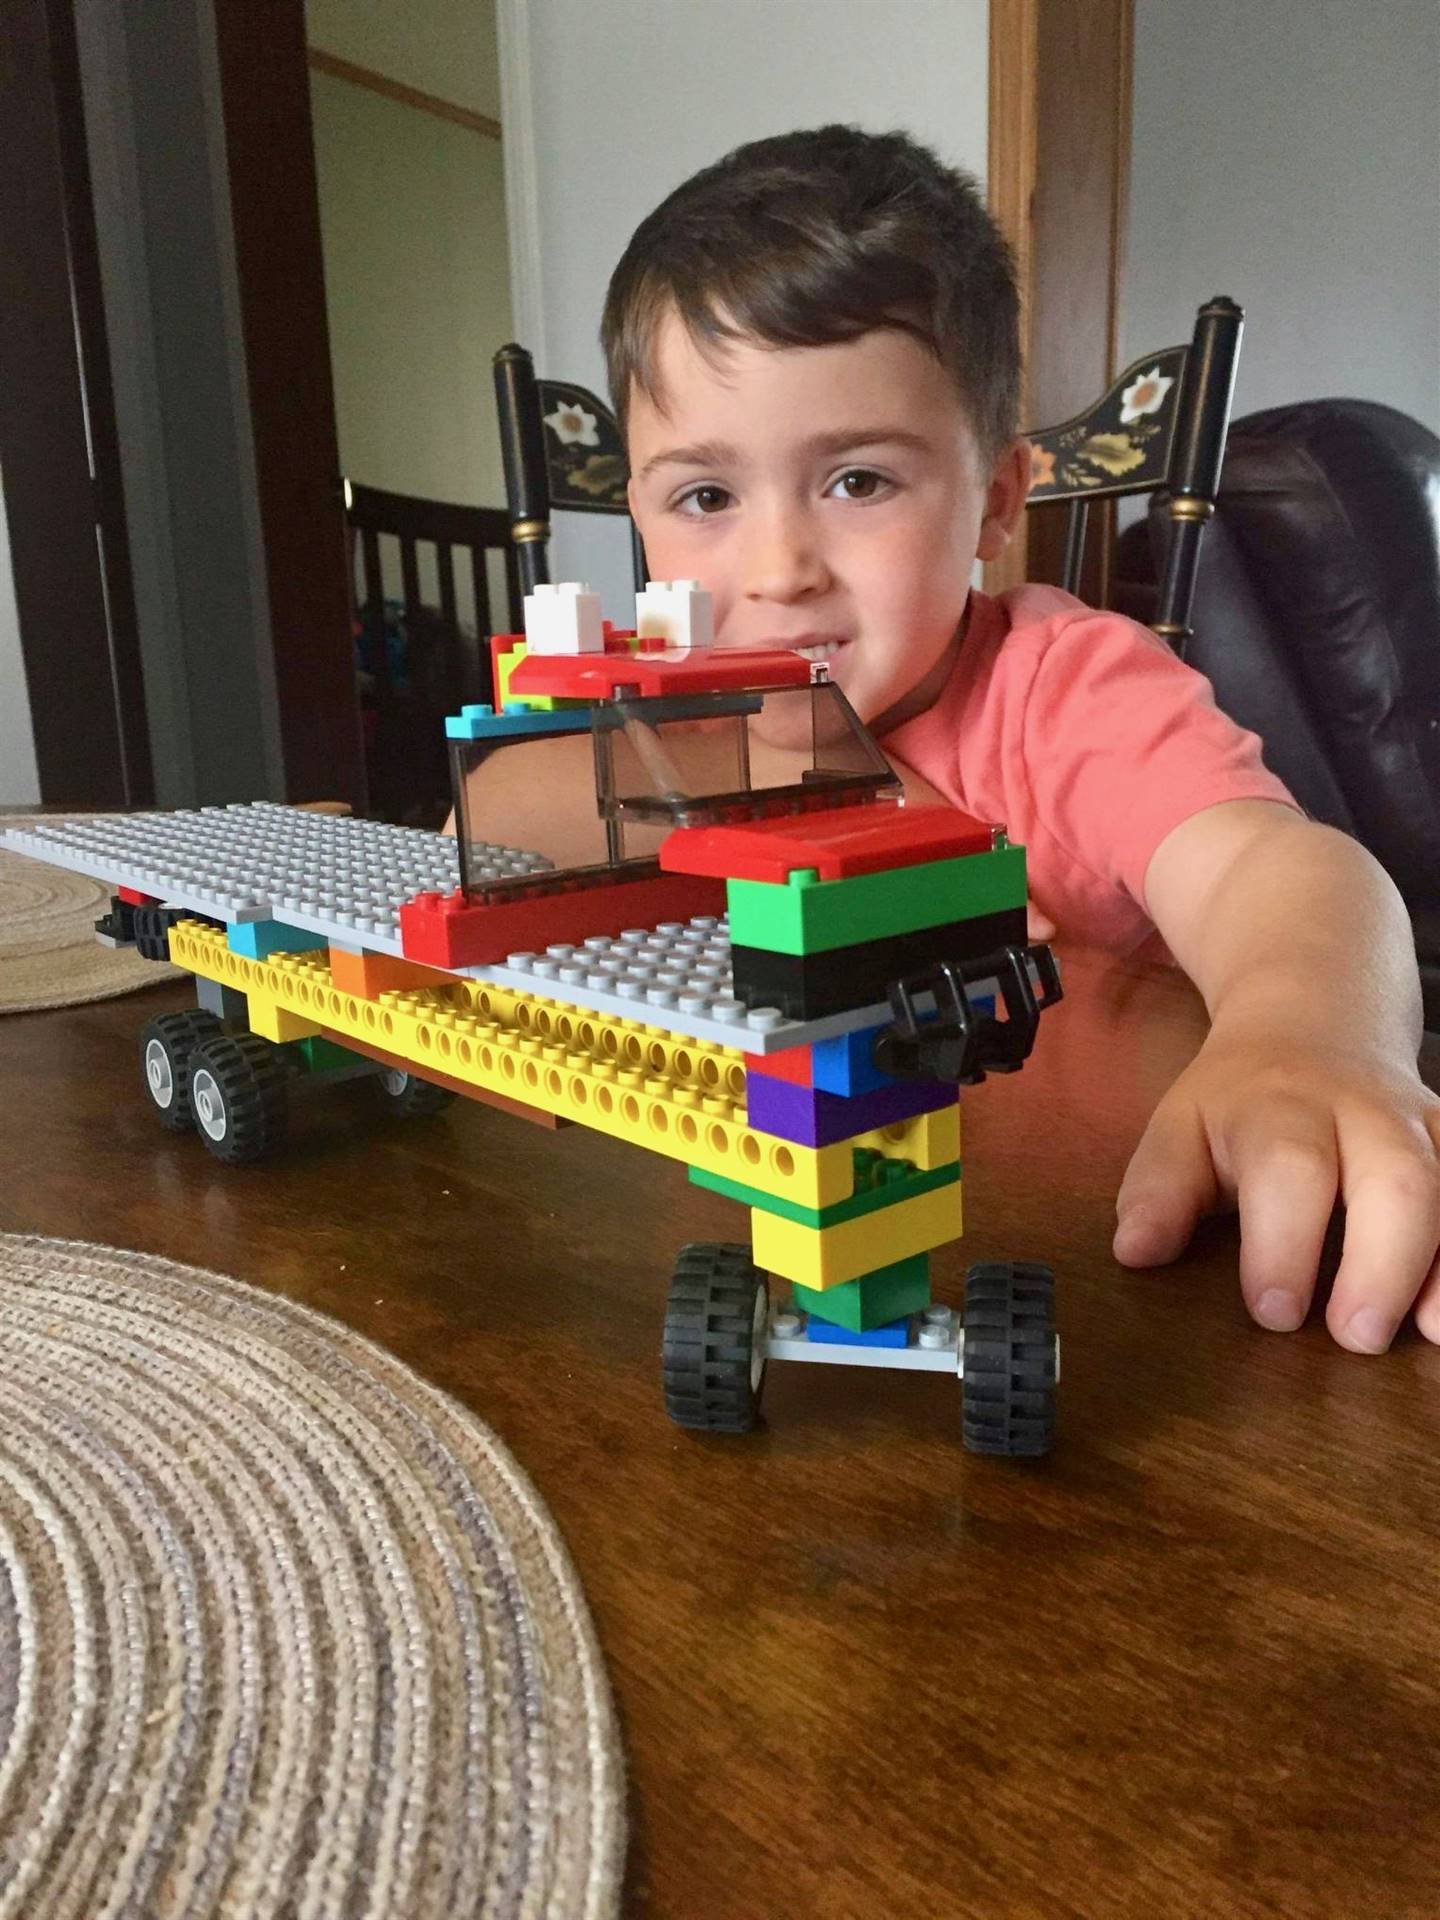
[0,806,546,953]
[0,805,909,1054]
[475,923,898,1051]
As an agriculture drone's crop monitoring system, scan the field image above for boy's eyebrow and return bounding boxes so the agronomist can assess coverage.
[637,426,938,483]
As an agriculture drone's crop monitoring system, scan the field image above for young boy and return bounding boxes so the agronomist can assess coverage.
[481,125,1440,1355]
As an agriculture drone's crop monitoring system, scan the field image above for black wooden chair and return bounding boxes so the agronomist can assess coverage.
[343,479,522,825]
[1024,296,1244,657]
[492,343,646,596]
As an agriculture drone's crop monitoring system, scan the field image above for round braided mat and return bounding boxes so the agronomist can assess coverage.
[0,1234,624,1919]
[0,832,180,1014]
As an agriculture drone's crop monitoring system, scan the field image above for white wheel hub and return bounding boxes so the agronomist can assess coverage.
[381,1070,410,1097]
[144,1039,175,1110]
[191,1067,227,1142]
[750,1280,769,1392]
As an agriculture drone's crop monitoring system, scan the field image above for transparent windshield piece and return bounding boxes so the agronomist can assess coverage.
[593,680,899,827]
[448,678,900,897]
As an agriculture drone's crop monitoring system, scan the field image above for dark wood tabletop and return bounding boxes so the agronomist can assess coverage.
[4,945,1439,1919]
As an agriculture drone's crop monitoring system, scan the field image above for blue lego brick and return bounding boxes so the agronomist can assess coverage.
[227,921,329,960]
[811,1020,897,1097]
[744,1068,957,1146]
[445,703,593,741]
[804,1315,910,1348]
[809,999,994,1096]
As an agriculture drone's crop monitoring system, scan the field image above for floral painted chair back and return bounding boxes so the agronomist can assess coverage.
[493,343,646,597]
[1025,297,1244,657]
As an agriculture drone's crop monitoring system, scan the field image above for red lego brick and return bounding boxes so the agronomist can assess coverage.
[658,801,996,882]
[508,646,811,702]
[490,627,640,701]
[117,884,158,906]
[398,872,727,968]
[487,632,524,702]
[744,1043,814,1087]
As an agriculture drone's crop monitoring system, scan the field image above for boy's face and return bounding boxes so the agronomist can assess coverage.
[626,308,1029,747]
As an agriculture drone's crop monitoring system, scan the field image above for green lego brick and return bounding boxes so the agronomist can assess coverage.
[725,844,1027,955]
[689,1147,959,1228]
[296,1034,365,1074]
[793,1253,932,1332]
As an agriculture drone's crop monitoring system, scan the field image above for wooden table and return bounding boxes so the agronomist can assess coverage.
[4,946,1439,1918]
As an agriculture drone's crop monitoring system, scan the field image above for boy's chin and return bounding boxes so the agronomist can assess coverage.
[748,702,871,755]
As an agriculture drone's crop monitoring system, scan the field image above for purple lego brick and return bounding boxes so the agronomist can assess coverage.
[804,1315,910,1348]
[744,1069,956,1146]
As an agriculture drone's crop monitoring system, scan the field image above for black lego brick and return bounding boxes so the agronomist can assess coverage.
[730,905,1028,1020]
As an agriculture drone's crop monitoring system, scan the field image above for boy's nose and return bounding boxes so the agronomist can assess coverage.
[742,511,830,604]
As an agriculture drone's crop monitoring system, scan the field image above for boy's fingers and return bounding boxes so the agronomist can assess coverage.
[1409,1244,1440,1346]
[1026,899,1056,941]
[1224,1104,1337,1331]
[1114,1098,1218,1267]
[1324,1124,1440,1353]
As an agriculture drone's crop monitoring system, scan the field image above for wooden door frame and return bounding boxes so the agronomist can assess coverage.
[987,0,1134,600]
[0,0,153,808]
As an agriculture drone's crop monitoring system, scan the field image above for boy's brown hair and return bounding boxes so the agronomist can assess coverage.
[602,124,1021,460]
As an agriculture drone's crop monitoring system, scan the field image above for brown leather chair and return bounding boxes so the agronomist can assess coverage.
[1121,399,1440,1023]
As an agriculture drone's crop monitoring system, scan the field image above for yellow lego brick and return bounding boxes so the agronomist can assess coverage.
[165,920,851,1207]
[850,1101,961,1172]
[245,996,320,1043]
[749,1179,962,1289]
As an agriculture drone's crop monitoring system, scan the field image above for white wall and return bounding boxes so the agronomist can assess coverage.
[0,469,40,808]
[307,0,501,120]
[1124,0,1440,433]
[310,73,513,516]
[506,0,989,620]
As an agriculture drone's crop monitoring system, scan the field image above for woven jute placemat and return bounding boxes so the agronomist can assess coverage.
[0,819,180,1014]
[0,1233,625,1919]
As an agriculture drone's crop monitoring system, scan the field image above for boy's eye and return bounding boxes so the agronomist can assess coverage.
[675,484,732,517]
[829,468,888,501]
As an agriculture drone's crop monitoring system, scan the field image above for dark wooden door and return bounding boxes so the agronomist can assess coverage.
[211,0,366,810]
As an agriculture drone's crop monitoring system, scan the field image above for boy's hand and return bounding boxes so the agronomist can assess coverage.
[1113,1029,1440,1352]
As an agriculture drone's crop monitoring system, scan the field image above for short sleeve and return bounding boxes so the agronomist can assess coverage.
[1016,610,1299,910]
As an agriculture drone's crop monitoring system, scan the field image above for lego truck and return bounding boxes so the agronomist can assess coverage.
[1,581,1063,1455]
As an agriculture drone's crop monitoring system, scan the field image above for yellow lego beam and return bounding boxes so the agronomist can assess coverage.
[168,920,857,1208]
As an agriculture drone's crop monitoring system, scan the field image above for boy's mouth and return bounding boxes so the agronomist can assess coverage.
[760,635,851,664]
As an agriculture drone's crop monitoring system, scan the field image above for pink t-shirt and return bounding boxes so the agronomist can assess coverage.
[882,585,1298,954]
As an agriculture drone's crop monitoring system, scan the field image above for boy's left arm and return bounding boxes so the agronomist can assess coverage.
[1115,798,1440,1351]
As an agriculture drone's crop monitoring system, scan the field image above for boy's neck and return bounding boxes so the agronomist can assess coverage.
[872,593,972,738]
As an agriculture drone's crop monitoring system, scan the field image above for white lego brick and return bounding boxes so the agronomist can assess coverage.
[635,578,713,651]
[523,581,604,655]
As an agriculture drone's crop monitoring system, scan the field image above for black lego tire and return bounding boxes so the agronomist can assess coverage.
[962,1261,1058,1457]
[662,1243,770,1434]
[186,1032,289,1165]
[139,1009,224,1132]
[371,1068,457,1118]
[132,905,180,963]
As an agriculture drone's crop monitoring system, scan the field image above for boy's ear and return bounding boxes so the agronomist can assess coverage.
[975,437,1032,563]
